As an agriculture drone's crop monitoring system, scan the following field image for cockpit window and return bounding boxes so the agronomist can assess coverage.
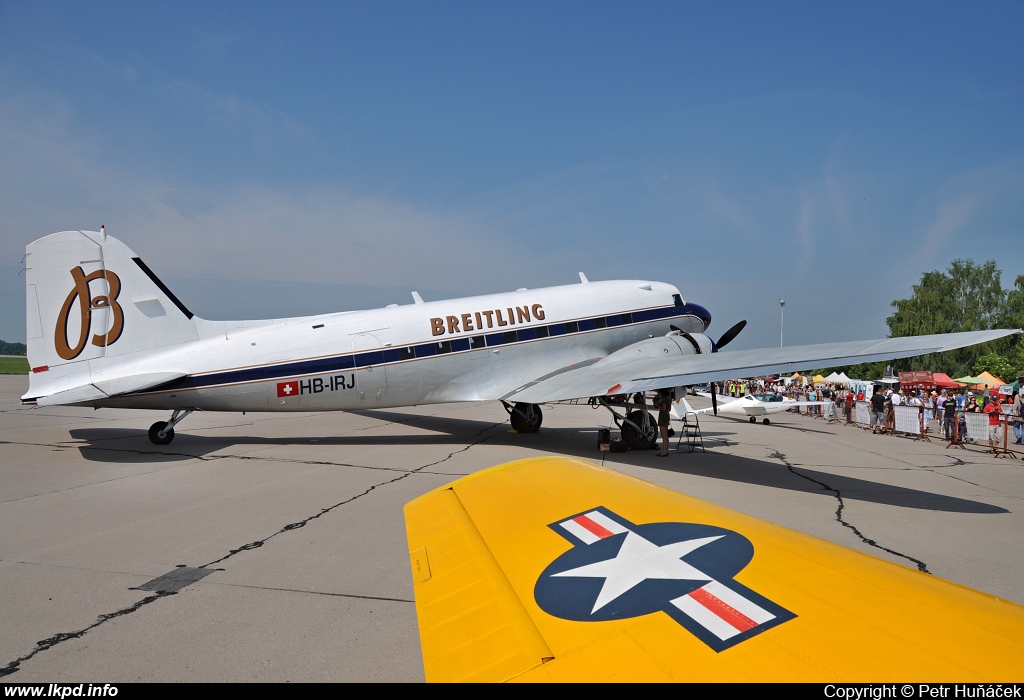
[753,393,783,402]
[672,294,684,306]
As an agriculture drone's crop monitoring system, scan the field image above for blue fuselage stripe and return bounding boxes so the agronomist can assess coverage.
[155,303,708,393]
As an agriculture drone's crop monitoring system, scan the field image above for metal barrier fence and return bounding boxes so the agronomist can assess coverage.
[854,401,870,426]
[824,398,1024,456]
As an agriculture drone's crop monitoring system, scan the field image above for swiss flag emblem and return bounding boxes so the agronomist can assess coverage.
[277,381,299,397]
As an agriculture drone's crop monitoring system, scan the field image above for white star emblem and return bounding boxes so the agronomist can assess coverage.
[553,532,723,613]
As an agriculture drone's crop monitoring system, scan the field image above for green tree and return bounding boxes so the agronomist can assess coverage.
[973,353,1014,381]
[886,259,1013,376]
[814,260,1022,380]
[0,340,27,355]
[999,274,1024,381]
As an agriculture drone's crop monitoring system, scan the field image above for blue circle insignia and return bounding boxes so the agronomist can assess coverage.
[535,521,753,622]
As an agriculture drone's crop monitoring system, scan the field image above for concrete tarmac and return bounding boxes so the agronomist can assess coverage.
[1,375,1021,681]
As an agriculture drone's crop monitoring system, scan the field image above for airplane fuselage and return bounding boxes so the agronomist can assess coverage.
[90,280,710,413]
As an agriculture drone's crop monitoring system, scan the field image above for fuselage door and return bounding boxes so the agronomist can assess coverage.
[352,333,387,402]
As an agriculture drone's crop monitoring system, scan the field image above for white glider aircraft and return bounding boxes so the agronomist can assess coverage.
[21,230,1019,447]
[674,392,831,425]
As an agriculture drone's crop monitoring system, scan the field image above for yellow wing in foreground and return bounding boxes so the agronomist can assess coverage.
[404,457,1024,682]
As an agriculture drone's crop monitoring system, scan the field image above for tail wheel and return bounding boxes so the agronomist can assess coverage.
[148,421,175,445]
[510,403,543,433]
[622,409,657,450]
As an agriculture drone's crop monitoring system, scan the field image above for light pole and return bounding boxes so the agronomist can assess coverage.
[779,299,785,347]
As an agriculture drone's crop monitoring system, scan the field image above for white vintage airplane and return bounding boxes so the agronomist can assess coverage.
[21,230,1019,447]
[673,392,832,425]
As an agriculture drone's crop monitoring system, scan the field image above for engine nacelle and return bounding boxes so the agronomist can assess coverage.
[602,331,714,364]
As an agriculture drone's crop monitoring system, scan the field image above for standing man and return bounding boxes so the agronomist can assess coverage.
[910,391,925,434]
[1012,390,1024,445]
[870,387,886,434]
[942,392,958,440]
[656,389,673,457]
[885,389,896,432]
[891,388,904,407]
[983,395,1005,454]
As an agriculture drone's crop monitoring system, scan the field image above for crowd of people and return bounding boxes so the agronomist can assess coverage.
[716,380,1024,452]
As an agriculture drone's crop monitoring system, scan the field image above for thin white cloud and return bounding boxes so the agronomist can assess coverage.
[824,154,852,234]
[0,97,535,295]
[164,79,309,140]
[916,195,982,266]
[702,182,755,234]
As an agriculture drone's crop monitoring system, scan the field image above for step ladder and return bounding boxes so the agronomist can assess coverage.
[676,411,705,453]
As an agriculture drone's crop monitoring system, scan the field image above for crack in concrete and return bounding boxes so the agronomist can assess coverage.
[768,450,931,574]
[210,581,414,603]
[0,419,501,676]
[0,591,176,678]
[201,421,502,567]
[773,431,1021,501]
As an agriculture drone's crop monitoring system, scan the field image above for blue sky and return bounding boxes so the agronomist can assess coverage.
[1,1,1022,349]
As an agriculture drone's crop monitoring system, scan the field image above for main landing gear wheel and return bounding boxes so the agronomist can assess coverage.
[622,409,658,451]
[509,402,543,433]
[749,416,756,423]
[149,421,174,445]
[762,418,771,425]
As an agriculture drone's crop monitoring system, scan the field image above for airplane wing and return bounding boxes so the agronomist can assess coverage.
[404,457,1024,682]
[694,391,739,403]
[502,329,1019,404]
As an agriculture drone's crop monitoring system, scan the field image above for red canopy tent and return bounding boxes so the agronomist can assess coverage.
[932,372,961,388]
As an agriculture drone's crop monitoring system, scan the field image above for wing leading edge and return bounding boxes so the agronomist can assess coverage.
[505,329,1020,404]
[405,457,1024,682]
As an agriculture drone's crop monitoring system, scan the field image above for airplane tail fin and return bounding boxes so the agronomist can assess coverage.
[24,230,199,402]
[672,393,695,420]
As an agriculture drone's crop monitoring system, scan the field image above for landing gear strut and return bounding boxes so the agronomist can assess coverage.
[595,393,658,450]
[148,409,193,445]
[502,401,543,433]
[621,409,658,450]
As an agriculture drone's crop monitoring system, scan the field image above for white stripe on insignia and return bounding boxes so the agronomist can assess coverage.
[703,580,775,625]
[671,593,743,640]
[560,519,602,544]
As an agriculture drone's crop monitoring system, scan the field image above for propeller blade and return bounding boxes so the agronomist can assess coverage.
[711,383,718,415]
[716,320,747,349]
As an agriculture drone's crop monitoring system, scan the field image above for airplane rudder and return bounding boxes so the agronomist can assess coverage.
[24,230,199,373]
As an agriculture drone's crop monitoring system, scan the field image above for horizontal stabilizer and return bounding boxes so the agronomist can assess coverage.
[35,383,108,407]
[35,372,186,407]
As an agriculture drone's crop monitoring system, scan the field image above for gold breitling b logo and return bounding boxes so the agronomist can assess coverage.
[54,266,124,360]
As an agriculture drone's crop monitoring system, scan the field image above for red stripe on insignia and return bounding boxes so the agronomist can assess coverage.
[608,383,621,394]
[573,515,614,539]
[689,587,757,633]
[32,365,49,373]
